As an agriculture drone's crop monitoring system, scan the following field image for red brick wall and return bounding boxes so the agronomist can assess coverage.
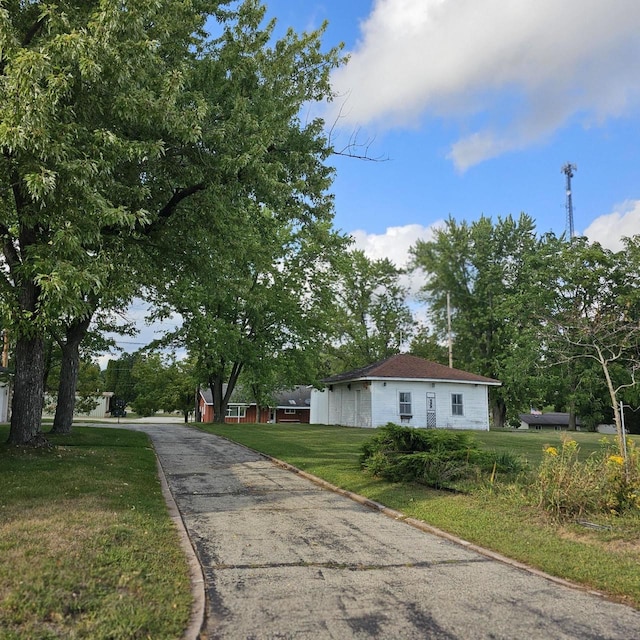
[274,409,310,423]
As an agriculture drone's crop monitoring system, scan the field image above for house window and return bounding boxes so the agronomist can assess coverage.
[399,392,412,416]
[451,394,464,416]
[226,405,247,418]
[284,408,297,415]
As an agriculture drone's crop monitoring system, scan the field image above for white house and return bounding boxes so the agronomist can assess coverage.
[0,366,10,423]
[310,354,501,430]
[42,392,114,419]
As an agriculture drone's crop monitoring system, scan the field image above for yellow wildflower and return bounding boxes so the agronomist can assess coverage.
[544,446,558,457]
[607,455,625,466]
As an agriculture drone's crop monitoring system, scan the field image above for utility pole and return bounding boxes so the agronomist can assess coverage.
[447,292,453,368]
[561,162,577,239]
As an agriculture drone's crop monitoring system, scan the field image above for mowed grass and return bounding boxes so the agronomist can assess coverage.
[0,426,192,640]
[200,422,640,608]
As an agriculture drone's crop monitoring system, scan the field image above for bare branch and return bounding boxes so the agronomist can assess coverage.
[326,97,388,162]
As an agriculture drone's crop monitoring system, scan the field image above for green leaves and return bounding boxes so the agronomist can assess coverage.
[411,214,542,426]
[329,249,415,371]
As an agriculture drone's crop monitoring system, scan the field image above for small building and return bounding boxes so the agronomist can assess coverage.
[518,412,582,431]
[310,354,501,430]
[198,386,311,424]
[42,392,115,419]
[0,366,10,423]
[272,386,311,423]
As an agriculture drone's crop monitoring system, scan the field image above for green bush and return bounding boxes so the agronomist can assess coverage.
[360,423,524,489]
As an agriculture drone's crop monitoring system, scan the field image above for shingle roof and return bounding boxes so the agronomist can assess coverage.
[273,386,311,408]
[322,354,500,385]
[199,385,311,407]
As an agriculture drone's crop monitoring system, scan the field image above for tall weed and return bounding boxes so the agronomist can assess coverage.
[532,436,640,520]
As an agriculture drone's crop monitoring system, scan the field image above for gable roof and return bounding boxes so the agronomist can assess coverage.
[322,354,500,386]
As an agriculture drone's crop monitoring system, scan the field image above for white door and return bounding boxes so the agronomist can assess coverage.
[426,392,436,428]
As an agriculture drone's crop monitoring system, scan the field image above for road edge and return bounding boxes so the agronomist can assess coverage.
[154,454,207,640]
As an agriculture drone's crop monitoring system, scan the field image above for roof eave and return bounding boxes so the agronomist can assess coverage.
[326,376,500,386]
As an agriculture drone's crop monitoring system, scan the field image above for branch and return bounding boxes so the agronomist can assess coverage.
[139,183,207,237]
[326,98,388,162]
[614,366,640,395]
[23,14,47,47]
[157,183,206,220]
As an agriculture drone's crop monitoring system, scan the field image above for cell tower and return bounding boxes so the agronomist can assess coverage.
[561,162,577,239]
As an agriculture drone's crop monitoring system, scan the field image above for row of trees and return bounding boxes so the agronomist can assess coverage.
[112,217,640,447]
[1,0,347,443]
[411,215,640,448]
[2,2,639,446]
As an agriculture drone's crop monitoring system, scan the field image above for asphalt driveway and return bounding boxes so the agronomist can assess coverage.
[118,423,640,639]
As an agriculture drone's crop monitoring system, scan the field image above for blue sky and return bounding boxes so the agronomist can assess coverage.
[262,0,640,264]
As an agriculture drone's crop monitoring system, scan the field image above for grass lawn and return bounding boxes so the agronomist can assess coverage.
[199,422,640,609]
[2,420,638,639]
[0,426,192,640]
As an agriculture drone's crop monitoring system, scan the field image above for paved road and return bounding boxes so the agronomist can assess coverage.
[118,423,640,639]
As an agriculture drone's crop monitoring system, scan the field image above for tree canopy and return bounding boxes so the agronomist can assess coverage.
[327,249,415,372]
[411,214,544,427]
[1,0,346,442]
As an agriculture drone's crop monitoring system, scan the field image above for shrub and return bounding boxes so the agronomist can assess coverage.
[360,423,524,489]
[532,436,640,520]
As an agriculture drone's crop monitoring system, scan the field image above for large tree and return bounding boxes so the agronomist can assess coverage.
[411,214,546,428]
[0,1,222,444]
[540,236,640,455]
[329,250,415,372]
[154,209,345,423]
[144,5,346,422]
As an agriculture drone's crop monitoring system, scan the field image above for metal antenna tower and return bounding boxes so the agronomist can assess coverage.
[561,162,577,239]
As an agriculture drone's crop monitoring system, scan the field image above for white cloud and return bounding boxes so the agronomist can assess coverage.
[583,200,640,251]
[328,0,640,169]
[350,222,440,267]
[349,222,441,298]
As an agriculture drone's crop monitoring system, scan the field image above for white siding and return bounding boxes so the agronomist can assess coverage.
[319,382,372,428]
[369,380,490,430]
[310,389,329,424]
[42,393,112,419]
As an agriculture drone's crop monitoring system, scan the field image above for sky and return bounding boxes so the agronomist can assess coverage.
[263,0,640,264]
[111,0,640,357]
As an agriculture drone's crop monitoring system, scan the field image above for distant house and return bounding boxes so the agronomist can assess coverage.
[0,366,10,423]
[518,412,582,431]
[198,386,311,424]
[271,386,312,423]
[42,392,115,419]
[310,354,501,430]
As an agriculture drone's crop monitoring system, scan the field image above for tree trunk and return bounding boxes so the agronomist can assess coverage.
[209,362,243,424]
[51,317,92,434]
[567,401,577,431]
[195,385,201,422]
[490,395,506,429]
[7,334,45,445]
[210,375,226,424]
[597,346,625,458]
